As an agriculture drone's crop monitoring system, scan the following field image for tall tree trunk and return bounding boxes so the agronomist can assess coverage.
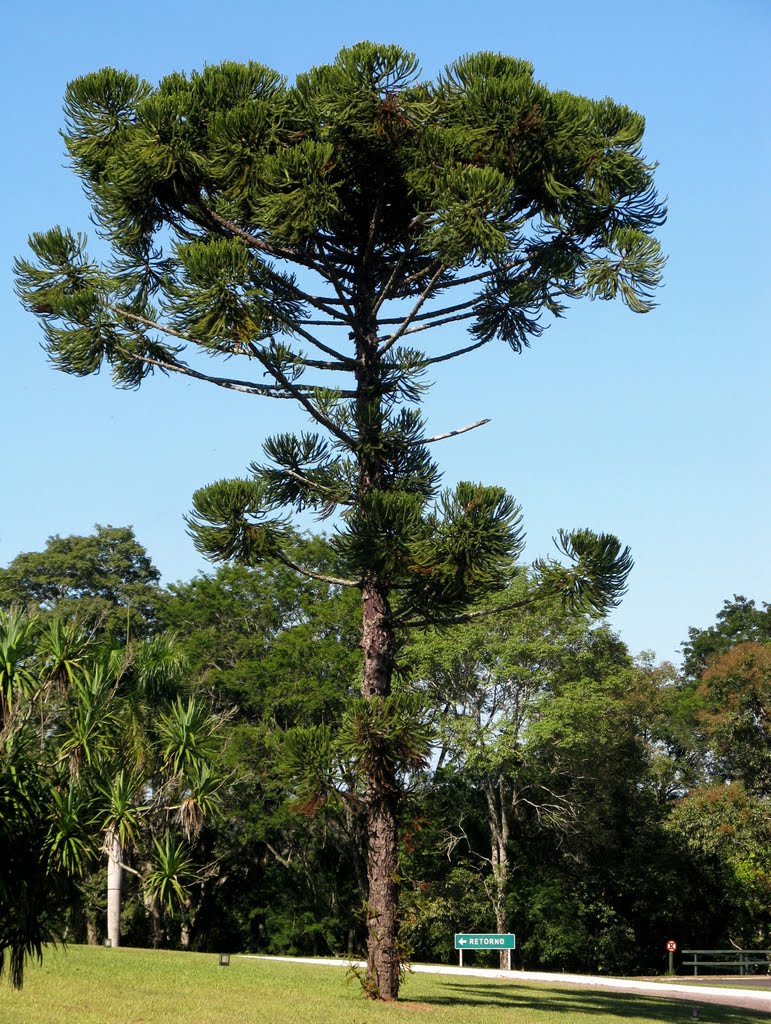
[106,833,122,947]
[366,788,399,998]
[352,277,403,999]
[361,579,400,999]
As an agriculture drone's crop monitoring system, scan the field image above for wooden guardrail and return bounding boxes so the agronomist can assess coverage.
[682,949,771,975]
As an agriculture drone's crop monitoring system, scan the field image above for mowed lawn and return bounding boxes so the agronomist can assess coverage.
[0,946,764,1024]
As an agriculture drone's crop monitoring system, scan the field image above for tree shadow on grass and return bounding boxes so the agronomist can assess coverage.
[413,981,766,1023]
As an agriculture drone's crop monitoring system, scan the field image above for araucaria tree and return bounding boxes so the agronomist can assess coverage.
[16,43,664,999]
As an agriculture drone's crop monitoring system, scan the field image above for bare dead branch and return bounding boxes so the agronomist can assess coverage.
[410,418,491,446]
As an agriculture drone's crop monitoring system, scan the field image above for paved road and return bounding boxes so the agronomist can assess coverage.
[246,955,771,1015]
[683,976,771,990]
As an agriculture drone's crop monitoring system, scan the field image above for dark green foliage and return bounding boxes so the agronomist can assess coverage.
[338,692,432,794]
[534,529,634,613]
[159,539,366,955]
[0,726,73,988]
[0,525,162,641]
[682,595,771,680]
[666,783,771,948]
[160,535,361,723]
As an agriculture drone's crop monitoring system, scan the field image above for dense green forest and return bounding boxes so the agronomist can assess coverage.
[2,525,769,982]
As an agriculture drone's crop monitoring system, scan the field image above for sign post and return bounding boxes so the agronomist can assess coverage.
[665,939,677,975]
[454,933,516,969]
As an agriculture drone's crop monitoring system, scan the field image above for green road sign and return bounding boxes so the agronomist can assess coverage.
[455,933,515,950]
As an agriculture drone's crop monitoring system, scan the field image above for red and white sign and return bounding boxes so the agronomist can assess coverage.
[665,940,677,953]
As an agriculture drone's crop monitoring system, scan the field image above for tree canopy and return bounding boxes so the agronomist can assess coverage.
[682,595,771,680]
[0,525,162,641]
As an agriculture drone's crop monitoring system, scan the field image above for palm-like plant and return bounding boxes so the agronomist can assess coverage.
[144,834,197,913]
[0,609,225,977]
[174,761,223,841]
[96,768,145,947]
[156,696,220,776]
[57,664,120,780]
[88,642,224,948]
[46,784,97,877]
[36,617,91,692]
[0,610,89,987]
[0,607,37,728]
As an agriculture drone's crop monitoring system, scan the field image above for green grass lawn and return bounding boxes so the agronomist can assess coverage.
[0,946,765,1024]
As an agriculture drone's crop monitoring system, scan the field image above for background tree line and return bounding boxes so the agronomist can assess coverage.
[2,525,768,980]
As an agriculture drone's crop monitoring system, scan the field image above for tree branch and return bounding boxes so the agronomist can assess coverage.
[201,206,355,326]
[422,337,492,366]
[247,343,357,448]
[377,297,478,325]
[115,346,298,399]
[282,468,353,505]
[399,256,444,292]
[263,841,293,869]
[396,591,553,629]
[287,320,355,366]
[435,259,524,290]
[117,860,144,880]
[275,550,359,588]
[379,262,447,356]
[398,310,477,337]
[373,245,412,316]
[417,418,491,445]
[205,208,308,266]
[315,240,355,322]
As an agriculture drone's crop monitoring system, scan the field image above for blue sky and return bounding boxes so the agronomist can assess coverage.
[2,0,769,664]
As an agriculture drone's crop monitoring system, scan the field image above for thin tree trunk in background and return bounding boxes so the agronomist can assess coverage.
[180,895,197,949]
[106,833,122,947]
[143,872,165,948]
[484,778,512,970]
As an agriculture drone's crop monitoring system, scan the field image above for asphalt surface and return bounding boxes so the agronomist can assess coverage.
[683,976,771,989]
[244,955,771,1015]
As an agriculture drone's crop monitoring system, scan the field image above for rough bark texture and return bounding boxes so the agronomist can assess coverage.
[366,788,400,999]
[353,277,404,999]
[361,580,400,998]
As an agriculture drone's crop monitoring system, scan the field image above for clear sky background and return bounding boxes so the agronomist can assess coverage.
[2,0,768,665]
